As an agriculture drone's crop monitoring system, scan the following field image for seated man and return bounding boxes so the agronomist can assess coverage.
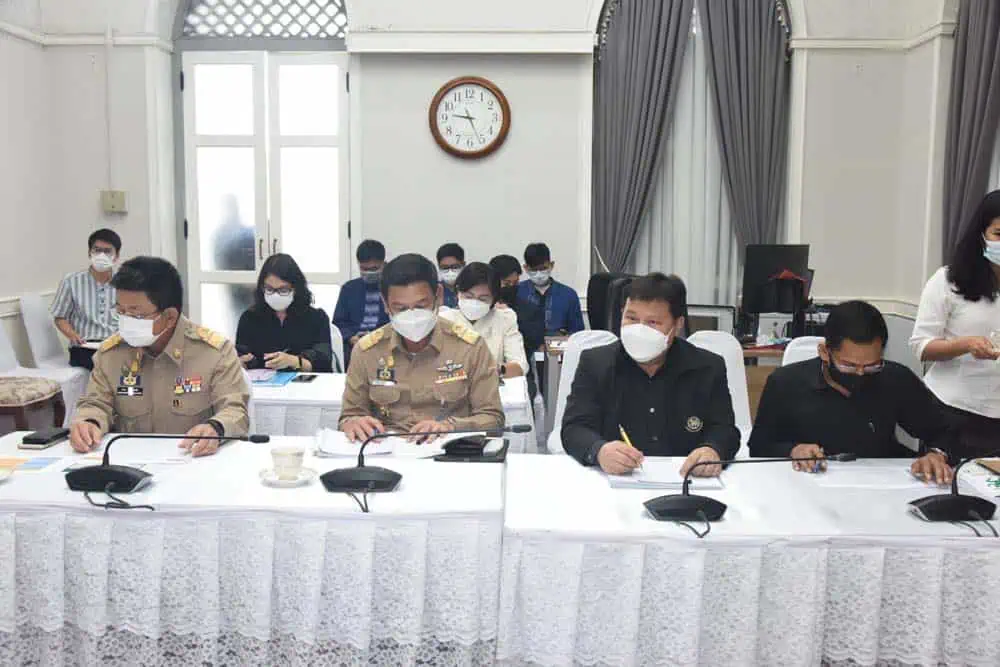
[69,257,250,457]
[436,242,466,308]
[748,300,954,484]
[334,239,390,369]
[517,242,585,336]
[51,228,122,370]
[562,273,738,477]
[340,253,504,442]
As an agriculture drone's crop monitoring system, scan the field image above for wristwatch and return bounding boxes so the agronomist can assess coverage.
[498,364,507,378]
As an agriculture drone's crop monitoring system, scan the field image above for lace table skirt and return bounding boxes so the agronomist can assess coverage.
[0,510,501,666]
[497,534,1000,667]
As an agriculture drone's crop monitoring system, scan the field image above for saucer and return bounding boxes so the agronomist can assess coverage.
[0,468,13,483]
[259,467,316,488]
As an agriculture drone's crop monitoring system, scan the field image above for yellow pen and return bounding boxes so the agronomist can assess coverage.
[618,425,642,470]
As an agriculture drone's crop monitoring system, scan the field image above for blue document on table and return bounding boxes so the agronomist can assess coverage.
[249,370,297,387]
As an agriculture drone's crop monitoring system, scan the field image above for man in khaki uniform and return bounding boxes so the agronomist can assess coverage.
[340,253,503,442]
[70,257,249,456]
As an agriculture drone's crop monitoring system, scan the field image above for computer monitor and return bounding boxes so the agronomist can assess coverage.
[741,244,810,314]
[686,305,736,336]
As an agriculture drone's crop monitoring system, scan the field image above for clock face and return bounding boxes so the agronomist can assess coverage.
[429,77,511,159]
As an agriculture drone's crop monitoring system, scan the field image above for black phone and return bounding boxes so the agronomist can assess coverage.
[291,374,318,383]
[20,427,70,449]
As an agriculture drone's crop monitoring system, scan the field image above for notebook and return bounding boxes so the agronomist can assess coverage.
[607,458,724,491]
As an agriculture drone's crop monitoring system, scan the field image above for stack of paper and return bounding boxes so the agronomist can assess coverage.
[315,429,499,458]
[607,458,724,491]
[247,369,276,383]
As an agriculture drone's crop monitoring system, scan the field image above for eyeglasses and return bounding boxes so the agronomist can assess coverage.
[263,287,293,297]
[831,358,884,375]
[115,306,160,320]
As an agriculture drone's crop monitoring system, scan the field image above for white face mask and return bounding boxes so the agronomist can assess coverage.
[391,308,438,342]
[458,298,491,322]
[118,313,162,348]
[528,270,551,286]
[90,253,114,272]
[439,269,461,286]
[265,291,294,312]
[984,237,1000,266]
[620,323,670,363]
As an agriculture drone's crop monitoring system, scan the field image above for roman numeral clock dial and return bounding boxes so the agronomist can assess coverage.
[429,76,511,159]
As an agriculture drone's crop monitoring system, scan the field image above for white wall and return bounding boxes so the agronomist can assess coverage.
[355,53,592,291]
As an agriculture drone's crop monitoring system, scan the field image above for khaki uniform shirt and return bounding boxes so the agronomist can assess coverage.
[340,319,504,432]
[74,315,250,436]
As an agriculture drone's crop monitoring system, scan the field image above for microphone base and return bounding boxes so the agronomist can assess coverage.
[644,494,728,522]
[65,464,152,493]
[321,465,401,493]
[909,493,996,522]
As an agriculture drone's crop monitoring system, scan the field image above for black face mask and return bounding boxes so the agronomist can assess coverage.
[826,363,876,395]
[498,285,518,305]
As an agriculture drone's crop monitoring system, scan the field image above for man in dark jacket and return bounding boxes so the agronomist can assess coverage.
[334,239,390,369]
[562,272,739,477]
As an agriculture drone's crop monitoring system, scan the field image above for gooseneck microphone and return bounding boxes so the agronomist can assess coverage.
[909,450,998,523]
[65,432,271,494]
[644,453,858,523]
[321,425,532,493]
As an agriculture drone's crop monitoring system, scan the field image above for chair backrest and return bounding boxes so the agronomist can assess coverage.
[0,318,20,373]
[607,276,636,335]
[19,293,67,369]
[329,322,345,373]
[585,272,629,331]
[782,336,824,366]
[547,329,619,454]
[687,330,752,456]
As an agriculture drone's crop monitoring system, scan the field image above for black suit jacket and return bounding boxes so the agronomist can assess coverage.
[561,339,740,465]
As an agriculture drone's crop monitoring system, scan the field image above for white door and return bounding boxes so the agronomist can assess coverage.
[182,51,349,335]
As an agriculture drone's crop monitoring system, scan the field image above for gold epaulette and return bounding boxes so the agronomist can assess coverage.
[186,325,226,350]
[448,321,480,345]
[99,333,123,352]
[359,326,388,351]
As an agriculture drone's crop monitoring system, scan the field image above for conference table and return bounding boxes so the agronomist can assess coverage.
[497,455,1000,667]
[251,373,536,452]
[0,432,503,666]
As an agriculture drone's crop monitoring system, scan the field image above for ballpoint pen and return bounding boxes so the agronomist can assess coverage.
[619,424,643,471]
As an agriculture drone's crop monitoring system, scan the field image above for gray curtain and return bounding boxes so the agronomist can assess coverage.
[943,0,1000,259]
[592,0,695,272]
[698,0,791,249]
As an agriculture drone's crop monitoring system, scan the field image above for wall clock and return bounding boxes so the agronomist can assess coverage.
[429,76,511,159]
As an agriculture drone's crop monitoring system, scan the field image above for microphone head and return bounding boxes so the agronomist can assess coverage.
[507,424,532,433]
[247,434,270,443]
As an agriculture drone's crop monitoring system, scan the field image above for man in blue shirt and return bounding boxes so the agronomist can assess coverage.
[436,243,465,308]
[516,242,585,336]
[333,239,389,369]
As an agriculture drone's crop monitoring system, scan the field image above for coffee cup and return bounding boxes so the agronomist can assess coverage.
[271,445,305,481]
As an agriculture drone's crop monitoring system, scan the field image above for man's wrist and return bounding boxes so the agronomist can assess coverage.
[586,440,606,466]
[206,419,225,436]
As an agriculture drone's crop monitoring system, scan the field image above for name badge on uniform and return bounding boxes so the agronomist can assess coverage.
[117,372,143,397]
[435,360,467,384]
[374,356,396,386]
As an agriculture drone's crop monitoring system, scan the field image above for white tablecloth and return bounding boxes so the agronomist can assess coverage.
[252,374,536,452]
[497,455,1000,667]
[0,433,503,666]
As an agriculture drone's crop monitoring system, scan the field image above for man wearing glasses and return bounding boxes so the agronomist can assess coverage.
[69,257,249,457]
[748,300,957,484]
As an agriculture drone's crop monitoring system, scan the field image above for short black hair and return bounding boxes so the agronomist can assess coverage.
[357,239,386,263]
[524,243,551,267]
[381,253,439,298]
[948,189,1000,302]
[254,253,314,314]
[489,254,522,279]
[89,228,122,254]
[626,272,687,320]
[111,256,183,311]
[455,262,498,301]
[824,300,889,351]
[436,243,465,264]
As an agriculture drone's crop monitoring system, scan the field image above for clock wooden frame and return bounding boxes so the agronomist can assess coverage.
[428,75,511,160]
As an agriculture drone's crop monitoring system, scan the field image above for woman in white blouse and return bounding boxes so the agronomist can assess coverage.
[439,262,528,378]
[910,190,1000,457]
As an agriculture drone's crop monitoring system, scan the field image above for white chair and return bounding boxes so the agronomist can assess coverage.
[0,309,88,427]
[688,330,752,456]
[546,330,619,454]
[330,322,345,373]
[20,293,70,369]
[782,336,824,366]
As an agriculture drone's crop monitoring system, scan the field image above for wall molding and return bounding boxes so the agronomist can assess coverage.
[0,20,173,53]
[790,22,955,52]
[0,290,56,319]
[346,30,596,54]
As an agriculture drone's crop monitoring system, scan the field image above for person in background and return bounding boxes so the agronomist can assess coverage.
[517,242,585,336]
[70,257,249,456]
[51,228,122,370]
[436,243,466,308]
[489,254,524,307]
[439,262,527,378]
[491,253,545,400]
[562,273,738,477]
[750,301,955,483]
[334,240,389,370]
[236,254,333,373]
[911,190,1000,459]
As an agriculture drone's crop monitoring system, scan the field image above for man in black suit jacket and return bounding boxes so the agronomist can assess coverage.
[562,273,739,477]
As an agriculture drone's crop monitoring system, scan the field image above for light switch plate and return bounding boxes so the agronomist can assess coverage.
[101,190,128,215]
